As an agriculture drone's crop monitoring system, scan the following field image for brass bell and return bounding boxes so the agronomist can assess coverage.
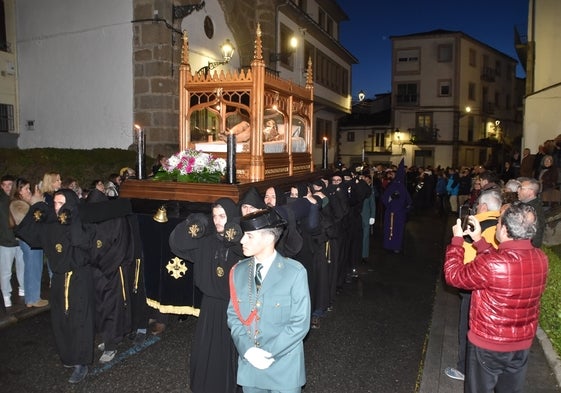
[153,205,168,223]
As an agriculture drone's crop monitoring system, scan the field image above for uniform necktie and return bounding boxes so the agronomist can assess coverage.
[255,263,263,290]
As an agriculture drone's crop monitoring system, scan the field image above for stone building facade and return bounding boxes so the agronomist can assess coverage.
[133,0,285,158]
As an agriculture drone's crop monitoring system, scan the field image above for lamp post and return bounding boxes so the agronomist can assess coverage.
[197,39,235,76]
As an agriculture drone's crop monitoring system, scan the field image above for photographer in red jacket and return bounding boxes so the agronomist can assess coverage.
[444,202,548,393]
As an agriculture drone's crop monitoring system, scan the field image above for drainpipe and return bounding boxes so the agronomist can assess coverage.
[274,0,290,71]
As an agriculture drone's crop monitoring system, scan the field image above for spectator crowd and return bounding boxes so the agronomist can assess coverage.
[0,142,557,391]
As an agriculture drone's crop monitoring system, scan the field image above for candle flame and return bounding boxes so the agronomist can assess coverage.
[134,124,142,131]
[323,137,328,141]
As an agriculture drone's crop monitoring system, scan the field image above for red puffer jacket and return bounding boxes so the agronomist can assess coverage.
[445,236,548,352]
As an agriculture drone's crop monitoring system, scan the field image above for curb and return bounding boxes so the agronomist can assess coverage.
[0,305,51,330]
[0,314,17,329]
[537,326,561,387]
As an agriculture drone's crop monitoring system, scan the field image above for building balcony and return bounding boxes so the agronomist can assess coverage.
[396,94,418,105]
[408,126,438,143]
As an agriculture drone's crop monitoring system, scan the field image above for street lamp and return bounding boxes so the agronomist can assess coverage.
[394,128,401,143]
[358,90,366,102]
[197,39,235,76]
[270,34,298,62]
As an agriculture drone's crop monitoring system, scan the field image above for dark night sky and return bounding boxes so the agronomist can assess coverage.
[339,0,529,100]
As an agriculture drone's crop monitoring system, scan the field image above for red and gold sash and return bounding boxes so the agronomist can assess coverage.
[229,264,258,326]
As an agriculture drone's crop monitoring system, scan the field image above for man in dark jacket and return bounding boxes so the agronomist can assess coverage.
[519,148,535,178]
[517,177,545,247]
[0,174,24,309]
[444,202,548,393]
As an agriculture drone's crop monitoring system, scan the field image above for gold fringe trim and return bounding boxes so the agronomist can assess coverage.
[146,297,200,317]
[119,265,127,306]
[134,258,141,294]
[64,271,73,314]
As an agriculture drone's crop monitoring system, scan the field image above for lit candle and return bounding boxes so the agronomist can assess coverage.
[134,124,146,179]
[322,137,328,170]
[361,147,365,163]
[227,130,236,184]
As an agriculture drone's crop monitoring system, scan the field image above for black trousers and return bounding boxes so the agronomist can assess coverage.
[465,341,529,393]
[456,291,471,373]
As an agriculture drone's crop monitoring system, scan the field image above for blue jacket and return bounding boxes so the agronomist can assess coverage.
[435,177,448,196]
[446,175,460,196]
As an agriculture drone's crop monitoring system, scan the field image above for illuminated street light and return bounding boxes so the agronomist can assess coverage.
[197,39,235,76]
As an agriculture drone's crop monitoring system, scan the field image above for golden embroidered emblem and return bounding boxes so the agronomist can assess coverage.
[55,243,63,253]
[166,257,188,279]
[58,212,68,224]
[224,227,237,241]
[188,224,200,238]
[216,266,224,277]
[96,240,102,249]
[33,210,43,222]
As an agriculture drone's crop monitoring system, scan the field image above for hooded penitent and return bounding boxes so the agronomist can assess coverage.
[239,187,267,211]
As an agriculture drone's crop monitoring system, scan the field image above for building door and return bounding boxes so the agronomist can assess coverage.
[463,148,475,167]
[414,149,434,168]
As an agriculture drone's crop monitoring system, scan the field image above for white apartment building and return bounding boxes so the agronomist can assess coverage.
[521,0,561,153]
[391,29,522,169]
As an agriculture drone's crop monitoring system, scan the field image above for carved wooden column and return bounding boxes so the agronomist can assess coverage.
[249,24,266,181]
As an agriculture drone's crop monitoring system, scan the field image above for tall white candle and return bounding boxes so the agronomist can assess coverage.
[134,124,146,179]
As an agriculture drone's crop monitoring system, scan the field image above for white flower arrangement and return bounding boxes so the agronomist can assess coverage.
[153,149,226,183]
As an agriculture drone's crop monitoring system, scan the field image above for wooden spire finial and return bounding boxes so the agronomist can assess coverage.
[254,23,263,61]
[306,56,313,87]
[181,30,189,65]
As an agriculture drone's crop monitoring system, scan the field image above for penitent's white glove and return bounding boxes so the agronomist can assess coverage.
[244,347,275,370]
[369,218,375,225]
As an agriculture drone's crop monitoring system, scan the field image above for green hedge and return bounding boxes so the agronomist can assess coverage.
[0,148,153,189]
[541,246,561,356]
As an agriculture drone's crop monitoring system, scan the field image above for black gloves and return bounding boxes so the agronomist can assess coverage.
[223,222,243,243]
[57,207,73,225]
[32,204,49,223]
[185,213,210,238]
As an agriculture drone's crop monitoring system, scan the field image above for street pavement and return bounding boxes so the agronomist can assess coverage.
[1,209,560,392]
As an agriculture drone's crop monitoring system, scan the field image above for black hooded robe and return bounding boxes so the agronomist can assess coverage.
[85,192,134,352]
[16,189,95,366]
[169,198,244,393]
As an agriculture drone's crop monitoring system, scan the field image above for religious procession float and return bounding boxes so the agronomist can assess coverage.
[120,24,319,315]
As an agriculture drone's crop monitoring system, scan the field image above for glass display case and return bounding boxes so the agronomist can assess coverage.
[178,24,314,182]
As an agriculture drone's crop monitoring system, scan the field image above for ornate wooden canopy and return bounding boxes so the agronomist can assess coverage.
[121,24,318,203]
[179,23,314,182]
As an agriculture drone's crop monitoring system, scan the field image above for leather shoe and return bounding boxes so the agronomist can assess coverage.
[27,299,49,308]
[150,322,166,336]
[68,365,88,384]
[133,332,147,346]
